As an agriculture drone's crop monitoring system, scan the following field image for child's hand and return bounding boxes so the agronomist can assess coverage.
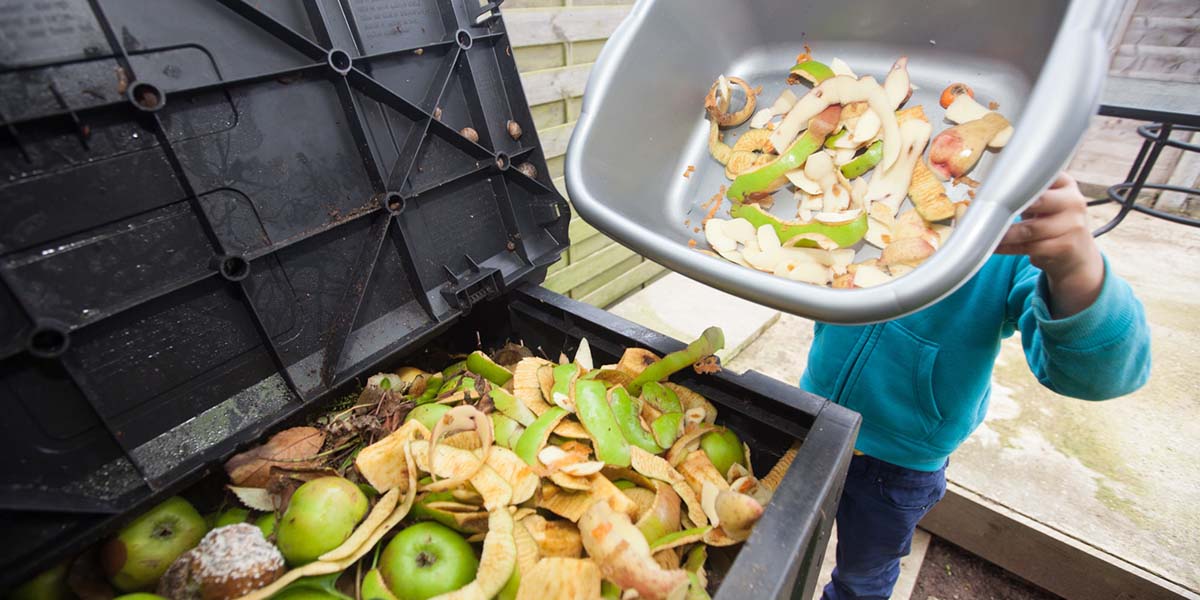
[995,172,1104,318]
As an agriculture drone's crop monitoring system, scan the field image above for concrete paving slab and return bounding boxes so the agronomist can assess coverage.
[609,272,780,363]
[725,204,1200,595]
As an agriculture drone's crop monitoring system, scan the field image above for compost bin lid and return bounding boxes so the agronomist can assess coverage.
[0,0,568,515]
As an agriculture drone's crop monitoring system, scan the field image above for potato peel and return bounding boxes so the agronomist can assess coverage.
[714,490,764,541]
[762,443,799,491]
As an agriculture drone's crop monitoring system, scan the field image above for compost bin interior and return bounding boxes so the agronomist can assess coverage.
[4,285,859,598]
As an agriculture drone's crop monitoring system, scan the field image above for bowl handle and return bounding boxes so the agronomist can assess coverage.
[976,3,1114,216]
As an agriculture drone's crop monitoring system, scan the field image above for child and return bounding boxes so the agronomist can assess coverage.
[802,172,1152,600]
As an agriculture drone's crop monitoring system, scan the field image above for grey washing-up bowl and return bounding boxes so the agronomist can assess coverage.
[566,0,1121,324]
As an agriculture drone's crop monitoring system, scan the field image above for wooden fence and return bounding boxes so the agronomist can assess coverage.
[504,1,667,307]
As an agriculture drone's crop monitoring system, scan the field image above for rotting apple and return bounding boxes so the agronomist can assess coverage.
[406,403,451,432]
[276,476,369,566]
[700,429,746,478]
[8,561,71,600]
[100,496,207,592]
[380,522,479,600]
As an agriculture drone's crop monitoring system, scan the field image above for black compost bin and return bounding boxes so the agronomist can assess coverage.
[0,1,859,598]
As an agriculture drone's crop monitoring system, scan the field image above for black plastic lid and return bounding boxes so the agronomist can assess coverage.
[0,0,568,515]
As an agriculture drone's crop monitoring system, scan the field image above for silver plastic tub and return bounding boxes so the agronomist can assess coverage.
[566,0,1120,323]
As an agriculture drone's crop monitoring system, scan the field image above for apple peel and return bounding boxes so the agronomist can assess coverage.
[649,526,713,553]
[355,419,430,493]
[580,501,690,600]
[515,557,603,600]
[513,357,555,416]
[761,444,799,491]
[665,424,718,466]
[630,446,707,527]
[431,508,517,600]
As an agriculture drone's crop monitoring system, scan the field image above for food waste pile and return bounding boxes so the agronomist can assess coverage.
[696,49,1012,287]
[13,327,800,600]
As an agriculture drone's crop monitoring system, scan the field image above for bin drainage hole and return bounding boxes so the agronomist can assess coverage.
[495,153,511,171]
[28,326,69,357]
[328,49,353,74]
[456,29,473,50]
[128,81,165,111]
[219,255,250,281]
[385,192,406,214]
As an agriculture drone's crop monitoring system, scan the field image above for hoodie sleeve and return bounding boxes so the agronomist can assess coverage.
[1005,256,1152,400]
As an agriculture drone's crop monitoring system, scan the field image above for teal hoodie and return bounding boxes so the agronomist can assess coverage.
[800,255,1151,472]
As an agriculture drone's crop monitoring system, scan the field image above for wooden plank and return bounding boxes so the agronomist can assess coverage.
[570,254,642,298]
[1134,0,1200,18]
[569,229,611,261]
[570,0,634,5]
[546,155,564,180]
[520,64,591,106]
[553,176,568,198]
[504,7,631,48]
[529,100,566,131]
[920,483,1199,600]
[578,260,665,308]
[569,39,608,65]
[543,242,635,293]
[513,44,565,71]
[537,121,576,160]
[568,216,599,245]
[546,255,568,275]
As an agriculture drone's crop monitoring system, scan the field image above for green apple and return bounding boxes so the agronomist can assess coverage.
[255,511,277,539]
[9,561,71,600]
[277,477,368,566]
[362,568,400,600]
[101,496,207,591]
[496,567,520,600]
[380,522,478,600]
[214,507,250,527]
[700,429,745,478]
[406,404,450,432]
[272,590,345,600]
[113,595,170,600]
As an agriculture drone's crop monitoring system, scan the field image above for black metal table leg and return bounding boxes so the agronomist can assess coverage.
[1091,123,1200,237]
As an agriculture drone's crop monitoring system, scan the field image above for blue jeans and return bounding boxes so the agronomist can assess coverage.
[822,454,948,600]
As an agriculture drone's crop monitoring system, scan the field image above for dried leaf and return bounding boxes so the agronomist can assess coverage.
[225,427,326,487]
[228,486,276,512]
[67,548,114,600]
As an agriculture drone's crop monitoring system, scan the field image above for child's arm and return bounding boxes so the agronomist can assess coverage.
[998,172,1151,400]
